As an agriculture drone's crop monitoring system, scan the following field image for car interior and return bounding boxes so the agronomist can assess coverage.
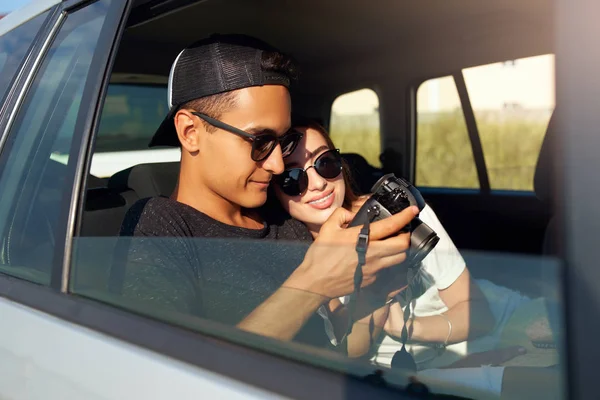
[71,0,556,298]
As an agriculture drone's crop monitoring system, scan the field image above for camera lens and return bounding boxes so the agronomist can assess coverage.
[409,218,440,264]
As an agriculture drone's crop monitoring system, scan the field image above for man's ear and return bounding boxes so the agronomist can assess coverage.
[174,109,202,153]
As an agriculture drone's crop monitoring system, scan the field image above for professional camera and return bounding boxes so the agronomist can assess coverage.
[348,173,439,264]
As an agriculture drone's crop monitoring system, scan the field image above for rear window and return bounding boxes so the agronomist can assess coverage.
[96,83,168,152]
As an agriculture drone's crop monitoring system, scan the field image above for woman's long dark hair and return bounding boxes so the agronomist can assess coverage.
[291,116,359,210]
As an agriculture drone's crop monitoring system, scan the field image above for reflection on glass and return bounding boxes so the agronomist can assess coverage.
[0,2,112,284]
[71,235,565,399]
[0,11,48,101]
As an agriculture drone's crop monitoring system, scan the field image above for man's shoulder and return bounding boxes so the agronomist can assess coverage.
[260,206,312,242]
[119,196,192,237]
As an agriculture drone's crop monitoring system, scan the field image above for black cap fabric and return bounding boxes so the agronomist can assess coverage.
[149,34,292,148]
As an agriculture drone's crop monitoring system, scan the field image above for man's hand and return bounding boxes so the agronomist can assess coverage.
[284,205,418,300]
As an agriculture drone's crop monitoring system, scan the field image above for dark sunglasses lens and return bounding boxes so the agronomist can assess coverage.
[252,135,277,161]
[315,150,342,179]
[280,132,302,158]
[278,169,308,196]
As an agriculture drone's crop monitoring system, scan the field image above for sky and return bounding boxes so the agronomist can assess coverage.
[0,0,32,15]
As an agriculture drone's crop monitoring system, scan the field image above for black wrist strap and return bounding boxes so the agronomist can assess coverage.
[391,277,417,372]
[341,219,370,349]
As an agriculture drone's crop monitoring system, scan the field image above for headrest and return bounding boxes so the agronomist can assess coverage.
[108,162,180,198]
[534,112,556,207]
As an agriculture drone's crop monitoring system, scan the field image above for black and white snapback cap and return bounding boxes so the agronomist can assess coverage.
[149,34,292,148]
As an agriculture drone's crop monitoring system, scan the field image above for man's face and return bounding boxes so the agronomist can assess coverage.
[188,85,291,209]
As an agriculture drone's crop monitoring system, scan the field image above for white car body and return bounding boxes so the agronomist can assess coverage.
[0,297,282,400]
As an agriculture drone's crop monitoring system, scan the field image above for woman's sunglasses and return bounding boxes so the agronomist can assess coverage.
[275,149,343,196]
[192,112,303,162]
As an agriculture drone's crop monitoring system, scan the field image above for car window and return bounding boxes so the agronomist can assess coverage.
[96,83,169,153]
[416,76,480,189]
[0,0,113,284]
[463,54,555,191]
[415,55,555,191]
[0,11,48,103]
[66,11,565,400]
[330,88,381,167]
[84,81,180,178]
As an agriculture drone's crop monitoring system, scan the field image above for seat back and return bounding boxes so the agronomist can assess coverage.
[108,162,180,198]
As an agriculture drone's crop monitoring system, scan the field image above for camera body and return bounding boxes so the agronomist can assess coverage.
[348,174,439,265]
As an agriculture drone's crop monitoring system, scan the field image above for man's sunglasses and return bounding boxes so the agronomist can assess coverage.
[275,149,343,196]
[192,112,303,162]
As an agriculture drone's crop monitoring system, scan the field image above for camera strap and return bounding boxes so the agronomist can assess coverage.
[341,218,370,350]
[391,283,417,372]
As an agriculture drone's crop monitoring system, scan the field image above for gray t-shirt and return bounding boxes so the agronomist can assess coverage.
[115,197,330,347]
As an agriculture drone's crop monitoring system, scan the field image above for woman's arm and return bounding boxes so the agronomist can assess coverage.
[385,268,495,344]
[327,267,410,357]
[327,296,391,358]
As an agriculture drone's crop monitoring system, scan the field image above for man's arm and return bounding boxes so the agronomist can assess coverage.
[237,286,326,340]
[238,206,417,341]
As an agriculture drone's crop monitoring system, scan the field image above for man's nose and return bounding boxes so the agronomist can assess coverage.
[306,167,326,191]
[261,144,284,175]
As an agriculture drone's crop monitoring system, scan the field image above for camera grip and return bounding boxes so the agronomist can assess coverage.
[347,198,392,228]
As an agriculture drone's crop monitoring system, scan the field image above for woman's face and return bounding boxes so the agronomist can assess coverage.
[274,126,345,234]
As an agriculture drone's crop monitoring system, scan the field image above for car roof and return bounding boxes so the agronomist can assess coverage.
[0,0,60,36]
[118,0,553,95]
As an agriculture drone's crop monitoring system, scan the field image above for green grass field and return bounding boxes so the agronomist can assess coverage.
[330,110,551,191]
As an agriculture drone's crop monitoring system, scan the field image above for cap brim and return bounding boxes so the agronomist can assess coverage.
[149,108,180,148]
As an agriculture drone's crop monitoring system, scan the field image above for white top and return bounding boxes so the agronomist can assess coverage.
[372,206,530,370]
[317,205,465,351]
[372,204,466,368]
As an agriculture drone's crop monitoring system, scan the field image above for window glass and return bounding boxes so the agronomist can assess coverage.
[96,83,169,153]
[464,54,555,191]
[416,76,479,189]
[73,47,564,400]
[86,80,180,178]
[0,1,112,284]
[0,12,48,103]
[330,88,381,167]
